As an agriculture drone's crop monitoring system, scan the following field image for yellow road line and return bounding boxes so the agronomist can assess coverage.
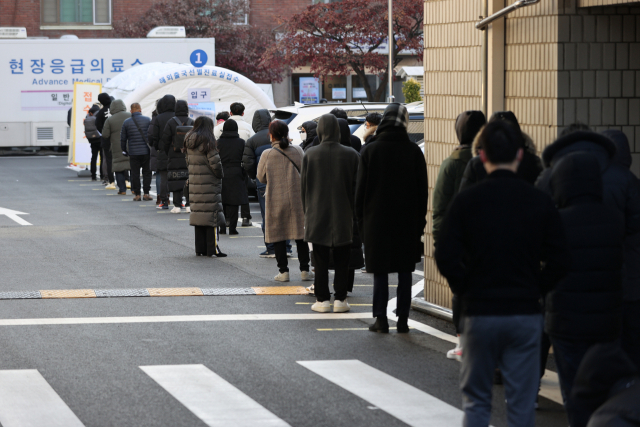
[253,286,308,295]
[41,289,96,299]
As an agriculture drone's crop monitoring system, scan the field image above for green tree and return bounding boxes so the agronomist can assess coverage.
[402,78,421,103]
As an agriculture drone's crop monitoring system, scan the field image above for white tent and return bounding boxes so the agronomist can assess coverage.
[103,62,275,120]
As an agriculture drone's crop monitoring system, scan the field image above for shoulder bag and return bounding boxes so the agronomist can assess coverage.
[273,147,300,175]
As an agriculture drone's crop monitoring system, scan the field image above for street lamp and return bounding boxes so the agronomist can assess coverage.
[387,0,394,103]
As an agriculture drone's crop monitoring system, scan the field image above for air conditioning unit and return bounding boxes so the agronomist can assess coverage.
[146,26,186,38]
[0,27,27,39]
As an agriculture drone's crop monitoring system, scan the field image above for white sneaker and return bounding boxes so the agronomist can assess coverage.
[301,270,315,281]
[306,284,315,295]
[170,207,181,214]
[274,272,290,282]
[125,180,131,189]
[447,346,463,362]
[333,299,350,313]
[183,206,191,213]
[105,183,116,190]
[311,300,331,313]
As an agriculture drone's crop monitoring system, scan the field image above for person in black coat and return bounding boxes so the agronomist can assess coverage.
[96,92,114,185]
[159,99,191,213]
[150,95,176,209]
[601,130,640,370]
[545,152,625,424]
[355,103,428,333]
[570,343,640,427]
[459,111,542,192]
[299,121,318,152]
[337,118,361,152]
[148,106,161,204]
[218,120,249,235]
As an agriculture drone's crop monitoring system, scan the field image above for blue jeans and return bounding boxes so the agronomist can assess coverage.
[257,185,290,252]
[155,172,161,195]
[461,314,542,427]
[115,171,127,193]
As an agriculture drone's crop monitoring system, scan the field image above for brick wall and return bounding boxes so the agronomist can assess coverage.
[250,0,310,30]
[422,0,484,309]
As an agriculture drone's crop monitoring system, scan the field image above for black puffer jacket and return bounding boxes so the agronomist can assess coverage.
[537,131,640,239]
[95,92,111,133]
[243,109,272,180]
[603,130,640,302]
[300,121,318,151]
[159,100,191,192]
[150,95,176,171]
[148,111,158,171]
[546,152,625,341]
[120,112,151,156]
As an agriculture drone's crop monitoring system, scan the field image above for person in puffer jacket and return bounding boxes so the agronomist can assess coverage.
[101,99,131,195]
[84,104,102,181]
[149,95,176,209]
[159,99,191,213]
[120,103,152,201]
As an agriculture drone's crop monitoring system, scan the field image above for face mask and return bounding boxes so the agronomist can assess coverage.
[300,131,307,140]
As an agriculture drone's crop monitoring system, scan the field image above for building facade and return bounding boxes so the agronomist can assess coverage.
[423,0,640,310]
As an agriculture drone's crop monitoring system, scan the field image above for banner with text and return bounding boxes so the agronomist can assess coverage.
[71,82,102,166]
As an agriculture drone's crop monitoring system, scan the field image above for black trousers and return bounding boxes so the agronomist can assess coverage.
[274,240,309,273]
[241,203,251,220]
[622,300,640,368]
[172,189,183,207]
[194,226,217,256]
[129,154,152,195]
[452,294,462,334]
[104,147,114,183]
[373,272,412,318]
[347,269,355,293]
[313,244,350,302]
[222,205,239,232]
[89,142,102,179]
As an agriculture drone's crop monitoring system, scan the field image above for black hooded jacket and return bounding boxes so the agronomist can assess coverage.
[243,109,272,181]
[150,95,176,171]
[603,130,640,302]
[300,121,318,151]
[95,92,111,133]
[536,131,640,240]
[546,152,625,342]
[159,100,191,180]
[310,120,361,152]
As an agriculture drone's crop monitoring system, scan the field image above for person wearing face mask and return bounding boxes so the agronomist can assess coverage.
[300,121,318,152]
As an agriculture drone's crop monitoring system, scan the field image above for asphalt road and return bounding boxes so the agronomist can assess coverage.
[0,156,567,427]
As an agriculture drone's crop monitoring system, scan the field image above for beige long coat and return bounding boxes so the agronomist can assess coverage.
[257,142,305,243]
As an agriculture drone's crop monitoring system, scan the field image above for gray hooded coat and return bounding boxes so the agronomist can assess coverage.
[101,99,131,173]
[301,115,360,247]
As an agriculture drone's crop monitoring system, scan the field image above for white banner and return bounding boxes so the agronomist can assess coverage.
[21,90,73,111]
[71,82,102,166]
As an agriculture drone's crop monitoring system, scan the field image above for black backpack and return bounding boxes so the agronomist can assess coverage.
[172,117,193,152]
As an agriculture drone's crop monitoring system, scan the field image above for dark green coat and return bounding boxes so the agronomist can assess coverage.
[432,146,472,244]
[101,99,131,173]
[185,135,224,228]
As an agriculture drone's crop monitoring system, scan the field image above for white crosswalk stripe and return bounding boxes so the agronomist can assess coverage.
[140,364,291,427]
[298,360,464,427]
[0,370,85,427]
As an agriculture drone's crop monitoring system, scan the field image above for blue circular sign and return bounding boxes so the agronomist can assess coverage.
[190,50,208,68]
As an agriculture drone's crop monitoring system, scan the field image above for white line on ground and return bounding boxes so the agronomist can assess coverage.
[0,370,85,427]
[141,364,290,427]
[298,360,463,426]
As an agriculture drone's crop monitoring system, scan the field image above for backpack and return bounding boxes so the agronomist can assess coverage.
[172,117,194,152]
[84,115,101,139]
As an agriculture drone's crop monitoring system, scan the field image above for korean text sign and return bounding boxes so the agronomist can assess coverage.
[72,82,102,165]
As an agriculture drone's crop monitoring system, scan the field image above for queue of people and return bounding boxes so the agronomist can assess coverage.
[432,109,640,426]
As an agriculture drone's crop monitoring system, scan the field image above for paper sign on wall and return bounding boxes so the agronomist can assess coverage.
[188,88,210,103]
[71,82,102,166]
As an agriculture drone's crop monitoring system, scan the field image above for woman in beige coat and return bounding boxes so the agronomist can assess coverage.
[257,121,314,282]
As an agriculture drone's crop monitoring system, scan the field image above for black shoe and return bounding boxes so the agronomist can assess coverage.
[369,316,389,333]
[214,245,227,257]
[397,316,409,333]
[494,369,503,385]
[91,177,97,181]
[229,229,239,235]
[219,228,227,235]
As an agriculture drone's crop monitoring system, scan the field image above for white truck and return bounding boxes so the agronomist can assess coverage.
[0,32,215,148]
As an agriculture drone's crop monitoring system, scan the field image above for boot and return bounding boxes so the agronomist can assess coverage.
[397,315,409,333]
[369,316,389,333]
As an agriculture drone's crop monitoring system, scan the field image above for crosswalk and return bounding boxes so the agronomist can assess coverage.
[0,360,464,426]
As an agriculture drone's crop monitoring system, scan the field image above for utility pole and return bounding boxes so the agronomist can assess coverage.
[387,0,395,103]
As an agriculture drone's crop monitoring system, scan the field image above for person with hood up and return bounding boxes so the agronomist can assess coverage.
[601,130,640,371]
[257,120,313,282]
[301,114,359,313]
[299,121,318,152]
[96,93,114,188]
[147,100,161,204]
[101,99,131,195]
[184,116,225,257]
[160,99,192,214]
[356,103,428,333]
[431,110,486,361]
[244,109,291,258]
[571,342,640,427]
[546,152,625,424]
[84,104,103,182]
[360,112,382,152]
[459,111,543,192]
[336,118,361,152]
[217,120,249,235]
[308,109,360,152]
[150,95,176,210]
[435,121,569,427]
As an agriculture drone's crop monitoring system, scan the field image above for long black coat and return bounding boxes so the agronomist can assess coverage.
[218,132,249,206]
[159,100,191,192]
[147,114,158,172]
[150,95,176,171]
[546,152,624,341]
[355,128,428,273]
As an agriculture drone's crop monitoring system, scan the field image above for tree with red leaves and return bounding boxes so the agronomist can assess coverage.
[261,0,423,102]
[113,0,281,83]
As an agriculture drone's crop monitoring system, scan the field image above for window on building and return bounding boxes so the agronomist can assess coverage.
[231,0,249,25]
[41,0,111,25]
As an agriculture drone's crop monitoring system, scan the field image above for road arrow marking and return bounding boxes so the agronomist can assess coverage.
[0,208,31,226]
